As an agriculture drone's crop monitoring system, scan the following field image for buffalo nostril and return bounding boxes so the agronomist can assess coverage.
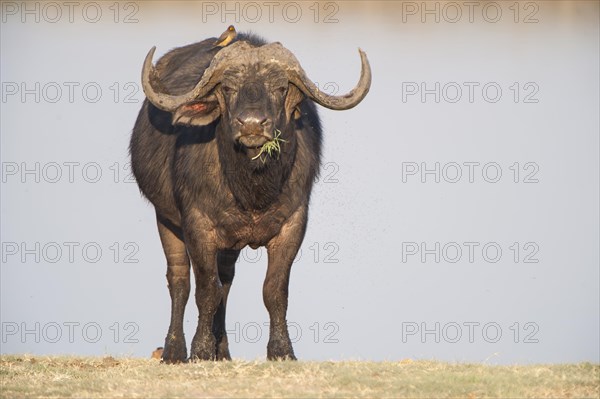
[260,118,271,126]
[236,117,245,125]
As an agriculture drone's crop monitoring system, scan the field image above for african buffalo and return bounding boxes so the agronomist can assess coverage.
[130,31,371,362]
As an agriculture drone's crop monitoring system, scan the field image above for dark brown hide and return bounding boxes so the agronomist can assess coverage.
[130,33,370,362]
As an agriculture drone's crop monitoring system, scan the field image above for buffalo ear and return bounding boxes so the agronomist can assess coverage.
[172,98,221,126]
[285,84,305,121]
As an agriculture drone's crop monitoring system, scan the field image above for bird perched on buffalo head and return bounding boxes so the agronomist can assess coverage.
[212,25,236,49]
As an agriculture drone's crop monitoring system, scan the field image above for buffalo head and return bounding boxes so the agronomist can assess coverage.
[140,41,371,159]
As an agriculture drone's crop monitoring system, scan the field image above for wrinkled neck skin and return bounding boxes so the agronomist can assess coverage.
[216,116,298,211]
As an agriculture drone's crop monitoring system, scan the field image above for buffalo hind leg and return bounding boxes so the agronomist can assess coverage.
[212,249,239,360]
[264,207,307,360]
[157,216,190,364]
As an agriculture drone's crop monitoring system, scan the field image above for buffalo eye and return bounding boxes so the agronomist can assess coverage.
[273,86,287,96]
[222,85,237,95]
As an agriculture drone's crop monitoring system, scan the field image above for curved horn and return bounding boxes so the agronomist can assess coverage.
[142,41,371,112]
[141,42,255,111]
[259,43,371,110]
[291,48,371,110]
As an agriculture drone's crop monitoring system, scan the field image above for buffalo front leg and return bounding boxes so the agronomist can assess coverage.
[183,211,222,361]
[157,216,190,364]
[264,206,308,360]
[212,249,239,360]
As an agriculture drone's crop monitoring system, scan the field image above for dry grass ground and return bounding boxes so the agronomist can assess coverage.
[0,355,598,398]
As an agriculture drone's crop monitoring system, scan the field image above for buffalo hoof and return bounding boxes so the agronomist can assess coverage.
[161,335,187,364]
[216,341,232,361]
[190,334,217,361]
[267,340,296,361]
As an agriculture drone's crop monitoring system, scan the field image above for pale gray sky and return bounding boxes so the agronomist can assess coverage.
[1,1,598,364]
